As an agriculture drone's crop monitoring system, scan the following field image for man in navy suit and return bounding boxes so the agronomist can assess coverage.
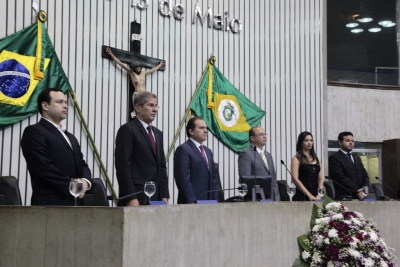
[174,117,219,204]
[21,88,92,206]
[238,127,280,201]
[329,131,369,200]
[115,91,169,206]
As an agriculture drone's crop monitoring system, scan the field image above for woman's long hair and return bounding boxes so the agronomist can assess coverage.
[295,131,317,164]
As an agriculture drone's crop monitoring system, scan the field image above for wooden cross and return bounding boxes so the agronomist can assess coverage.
[101,21,165,120]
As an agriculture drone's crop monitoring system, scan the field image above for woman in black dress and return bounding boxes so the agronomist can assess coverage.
[291,131,324,201]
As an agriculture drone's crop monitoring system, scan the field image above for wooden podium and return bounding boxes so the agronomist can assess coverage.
[382,139,400,199]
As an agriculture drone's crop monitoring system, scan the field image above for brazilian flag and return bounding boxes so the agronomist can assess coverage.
[0,18,72,129]
[190,58,266,153]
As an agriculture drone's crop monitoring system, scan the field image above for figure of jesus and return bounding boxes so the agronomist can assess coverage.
[106,47,165,92]
[106,47,165,117]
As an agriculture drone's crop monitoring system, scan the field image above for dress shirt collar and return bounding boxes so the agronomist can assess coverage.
[42,117,66,132]
[339,148,352,155]
[190,138,203,149]
[137,118,151,130]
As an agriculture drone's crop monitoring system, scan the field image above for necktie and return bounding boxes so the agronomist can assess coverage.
[200,145,209,168]
[147,126,157,155]
[346,152,353,163]
[260,151,270,171]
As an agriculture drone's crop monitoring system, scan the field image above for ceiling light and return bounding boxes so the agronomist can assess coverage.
[351,28,364,33]
[346,22,359,28]
[368,27,381,32]
[358,18,373,23]
[378,20,396,27]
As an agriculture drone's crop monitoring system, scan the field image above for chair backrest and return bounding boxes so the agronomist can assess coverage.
[0,176,22,205]
[214,162,224,202]
[277,180,289,201]
[324,181,335,200]
[83,178,109,206]
[372,183,384,199]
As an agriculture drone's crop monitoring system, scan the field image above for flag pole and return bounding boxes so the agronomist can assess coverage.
[69,91,118,205]
[165,56,216,162]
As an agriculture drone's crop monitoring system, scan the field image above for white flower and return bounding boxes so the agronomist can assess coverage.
[368,251,379,259]
[324,238,330,244]
[351,217,362,226]
[301,250,311,260]
[328,229,338,238]
[315,217,330,225]
[312,252,321,263]
[362,257,375,267]
[354,211,363,218]
[369,231,378,242]
[349,239,359,248]
[331,214,343,221]
[327,261,334,267]
[348,248,361,258]
[379,260,389,267]
[312,224,321,232]
[326,202,341,211]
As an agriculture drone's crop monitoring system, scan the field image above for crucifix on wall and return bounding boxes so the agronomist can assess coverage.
[101,21,165,120]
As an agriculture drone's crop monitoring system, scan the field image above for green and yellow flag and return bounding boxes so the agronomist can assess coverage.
[190,58,266,153]
[0,19,72,129]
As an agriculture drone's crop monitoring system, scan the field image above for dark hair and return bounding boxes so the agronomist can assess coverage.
[295,131,317,164]
[248,127,260,141]
[338,131,353,141]
[37,88,63,115]
[186,117,204,138]
[133,91,157,110]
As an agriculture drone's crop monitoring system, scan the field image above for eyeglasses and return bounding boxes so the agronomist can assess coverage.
[145,103,160,109]
[252,133,267,137]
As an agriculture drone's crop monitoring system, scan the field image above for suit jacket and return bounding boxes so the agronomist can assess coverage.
[328,150,369,200]
[21,118,92,205]
[173,139,219,204]
[115,117,169,205]
[238,146,280,201]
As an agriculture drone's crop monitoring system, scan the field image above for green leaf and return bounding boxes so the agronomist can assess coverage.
[297,234,311,251]
[323,195,333,207]
[310,203,320,229]
[292,258,310,267]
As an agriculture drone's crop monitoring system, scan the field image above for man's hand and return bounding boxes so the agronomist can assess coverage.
[127,199,140,206]
[162,198,169,204]
[159,61,165,66]
[78,179,89,199]
[106,47,112,54]
[357,189,365,200]
[315,194,322,200]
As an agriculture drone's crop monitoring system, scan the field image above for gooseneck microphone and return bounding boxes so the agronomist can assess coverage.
[252,146,257,202]
[375,177,398,200]
[281,160,305,201]
[325,176,352,201]
[107,191,143,201]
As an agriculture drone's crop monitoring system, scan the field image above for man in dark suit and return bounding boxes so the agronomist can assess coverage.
[173,117,219,204]
[238,127,280,201]
[21,88,92,206]
[329,131,369,200]
[115,91,169,206]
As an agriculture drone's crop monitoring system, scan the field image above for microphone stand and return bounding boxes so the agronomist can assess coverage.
[253,146,257,202]
[107,191,143,201]
[375,176,398,200]
[325,176,352,201]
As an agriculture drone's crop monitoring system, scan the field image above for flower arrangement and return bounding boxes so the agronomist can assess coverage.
[292,197,396,267]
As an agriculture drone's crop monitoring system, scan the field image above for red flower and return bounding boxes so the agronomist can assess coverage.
[329,221,336,227]
[356,233,363,240]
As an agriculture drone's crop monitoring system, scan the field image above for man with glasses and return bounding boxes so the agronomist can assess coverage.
[328,131,369,200]
[115,91,170,206]
[238,127,280,201]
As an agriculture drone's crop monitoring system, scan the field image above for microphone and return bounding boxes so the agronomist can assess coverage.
[107,191,143,201]
[375,177,398,200]
[325,176,352,201]
[281,160,305,201]
[204,187,240,195]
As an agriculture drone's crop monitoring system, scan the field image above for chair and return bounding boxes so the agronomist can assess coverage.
[0,176,22,205]
[214,162,225,202]
[83,178,109,206]
[277,180,289,201]
[324,181,335,200]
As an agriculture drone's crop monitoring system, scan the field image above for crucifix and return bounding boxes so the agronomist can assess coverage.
[101,21,165,120]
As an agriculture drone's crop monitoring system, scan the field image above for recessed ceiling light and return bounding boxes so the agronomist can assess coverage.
[351,28,364,33]
[358,18,373,23]
[378,20,396,27]
[368,27,381,32]
[346,22,359,28]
